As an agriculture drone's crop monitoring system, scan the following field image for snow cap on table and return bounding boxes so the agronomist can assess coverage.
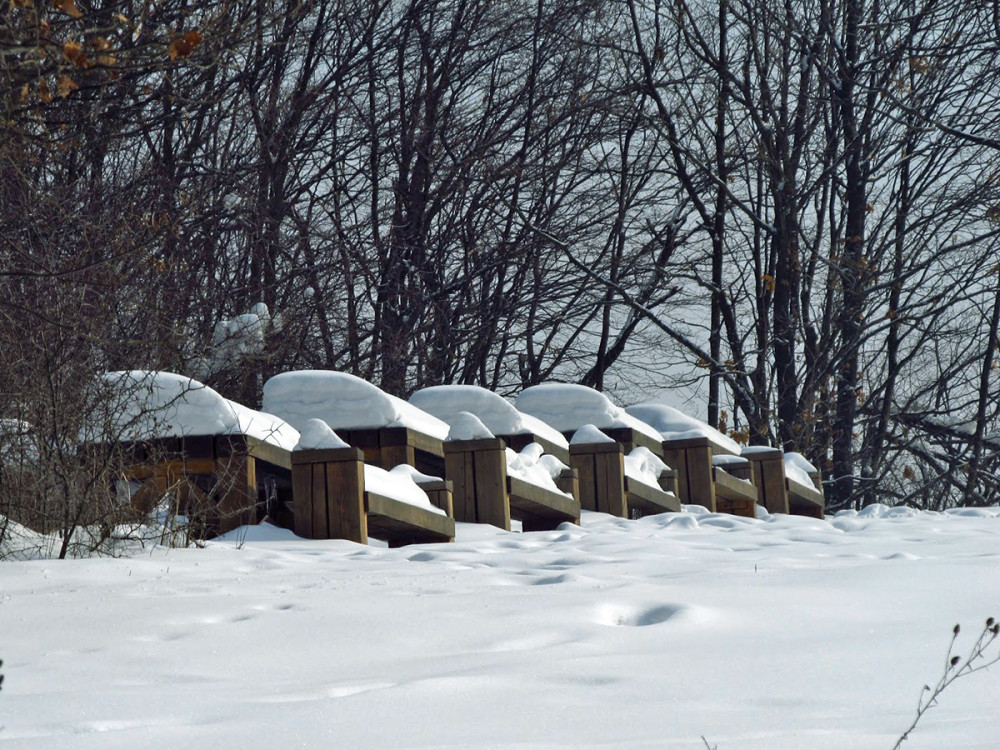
[570,424,616,445]
[623,446,670,489]
[625,402,741,455]
[516,383,662,443]
[364,464,445,515]
[294,419,350,451]
[784,452,818,486]
[446,412,495,441]
[262,370,450,440]
[94,370,299,450]
[410,384,568,448]
[504,443,571,498]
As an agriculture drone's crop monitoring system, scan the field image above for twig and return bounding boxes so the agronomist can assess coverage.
[892,619,1000,750]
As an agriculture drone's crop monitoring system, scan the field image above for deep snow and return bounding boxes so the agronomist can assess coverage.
[2,505,1000,750]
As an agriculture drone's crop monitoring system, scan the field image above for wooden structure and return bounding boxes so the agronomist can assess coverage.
[493,431,570,464]
[290,447,455,546]
[744,448,825,518]
[569,440,680,518]
[330,426,445,477]
[125,435,294,537]
[444,437,580,531]
[661,437,758,517]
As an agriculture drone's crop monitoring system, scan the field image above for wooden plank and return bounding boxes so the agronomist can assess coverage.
[569,451,598,512]
[365,492,455,546]
[714,468,758,503]
[214,454,257,535]
[786,477,825,519]
[593,448,628,517]
[415,479,454,519]
[472,445,510,530]
[310,462,327,538]
[291,459,314,538]
[444,447,475,523]
[507,476,580,530]
[601,427,664,457]
[624,477,681,515]
[664,439,716,512]
[496,433,570,464]
[326,455,366,543]
[745,449,789,515]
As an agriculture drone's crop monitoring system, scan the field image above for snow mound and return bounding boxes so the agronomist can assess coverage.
[505,443,572,497]
[96,371,299,450]
[784,452,818,486]
[364,465,446,515]
[623,446,670,489]
[625,402,741,455]
[570,424,616,445]
[411,385,568,448]
[447,412,495,441]
[295,419,350,451]
[517,384,662,444]
[262,370,449,439]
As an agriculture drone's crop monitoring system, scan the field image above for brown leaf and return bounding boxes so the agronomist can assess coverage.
[57,74,78,97]
[168,29,202,61]
[53,0,83,18]
[64,39,83,61]
[38,79,52,103]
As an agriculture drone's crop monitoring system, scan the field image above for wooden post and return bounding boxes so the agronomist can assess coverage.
[568,442,628,517]
[415,479,454,519]
[743,448,790,515]
[661,437,717,512]
[443,438,511,530]
[290,447,367,542]
[556,467,580,505]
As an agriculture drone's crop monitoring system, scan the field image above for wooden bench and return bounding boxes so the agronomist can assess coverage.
[290,447,455,546]
[444,437,580,531]
[124,434,294,537]
[569,440,680,518]
[743,448,825,518]
[661,436,758,517]
[333,426,445,478]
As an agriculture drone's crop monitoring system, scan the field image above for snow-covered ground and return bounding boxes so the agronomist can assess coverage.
[2,505,1000,750]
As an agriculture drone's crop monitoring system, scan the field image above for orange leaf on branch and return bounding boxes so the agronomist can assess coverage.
[53,0,83,18]
[57,75,78,98]
[168,30,203,61]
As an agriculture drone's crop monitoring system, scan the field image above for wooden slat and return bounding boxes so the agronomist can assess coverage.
[365,492,455,545]
[593,448,628,517]
[507,476,580,529]
[713,468,758,518]
[663,438,716,511]
[569,450,598,512]
[496,432,570,464]
[624,477,681,515]
[745,449,789,515]
[214,454,257,534]
[326,455,366,544]
[472,444,510,530]
[786,477,825,519]
[310,462,327,538]
[600,427,665,458]
[291,459,314,538]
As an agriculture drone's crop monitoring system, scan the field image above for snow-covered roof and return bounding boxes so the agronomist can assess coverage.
[262,370,450,440]
[97,371,300,451]
[516,384,662,444]
[624,402,742,455]
[410,385,568,449]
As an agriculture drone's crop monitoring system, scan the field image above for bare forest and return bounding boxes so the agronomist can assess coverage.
[4,0,1000,528]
